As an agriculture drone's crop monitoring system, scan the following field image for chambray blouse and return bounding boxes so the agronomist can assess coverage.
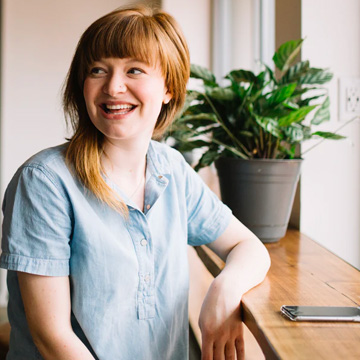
[0,141,232,360]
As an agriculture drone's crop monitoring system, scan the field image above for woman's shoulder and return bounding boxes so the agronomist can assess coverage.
[22,143,68,170]
[8,143,71,193]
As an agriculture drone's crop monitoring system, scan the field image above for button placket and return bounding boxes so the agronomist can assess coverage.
[127,210,155,320]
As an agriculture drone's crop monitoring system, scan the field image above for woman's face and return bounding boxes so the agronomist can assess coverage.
[83,57,172,144]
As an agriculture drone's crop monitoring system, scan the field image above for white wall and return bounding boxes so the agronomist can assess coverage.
[301,0,360,269]
[0,0,141,304]
[231,0,256,71]
[162,0,211,68]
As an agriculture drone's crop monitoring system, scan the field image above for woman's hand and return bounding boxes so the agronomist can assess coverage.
[199,277,244,360]
[198,215,271,359]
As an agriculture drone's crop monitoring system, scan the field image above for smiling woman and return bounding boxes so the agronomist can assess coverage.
[0,4,270,360]
[64,6,189,214]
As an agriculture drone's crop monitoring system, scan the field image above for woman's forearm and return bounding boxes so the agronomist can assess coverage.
[17,273,95,360]
[33,330,95,360]
[215,236,271,300]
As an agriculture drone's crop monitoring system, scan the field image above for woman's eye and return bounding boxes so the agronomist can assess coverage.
[128,68,144,75]
[90,67,106,75]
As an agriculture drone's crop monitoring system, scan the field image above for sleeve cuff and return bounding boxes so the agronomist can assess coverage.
[188,204,233,246]
[0,253,70,276]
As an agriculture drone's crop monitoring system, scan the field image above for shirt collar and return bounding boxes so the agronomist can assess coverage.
[146,141,171,180]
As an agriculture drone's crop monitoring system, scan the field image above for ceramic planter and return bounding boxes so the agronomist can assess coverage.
[215,157,302,243]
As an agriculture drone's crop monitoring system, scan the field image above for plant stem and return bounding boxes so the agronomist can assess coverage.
[203,93,252,157]
[267,133,272,158]
[272,138,280,158]
[211,138,249,159]
[259,126,264,155]
[301,116,359,157]
[254,138,261,158]
[236,83,253,118]
[188,127,249,160]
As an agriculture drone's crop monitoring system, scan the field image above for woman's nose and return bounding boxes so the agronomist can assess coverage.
[102,75,127,96]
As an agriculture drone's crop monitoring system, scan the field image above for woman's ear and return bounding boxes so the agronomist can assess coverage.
[163,89,172,104]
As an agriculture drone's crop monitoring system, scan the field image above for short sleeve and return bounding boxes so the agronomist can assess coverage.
[0,164,72,276]
[183,161,232,246]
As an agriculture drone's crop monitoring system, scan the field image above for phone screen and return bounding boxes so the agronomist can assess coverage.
[281,305,360,321]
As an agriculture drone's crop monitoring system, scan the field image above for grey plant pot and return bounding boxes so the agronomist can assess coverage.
[215,157,302,243]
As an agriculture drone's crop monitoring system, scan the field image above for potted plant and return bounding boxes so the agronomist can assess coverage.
[166,39,345,242]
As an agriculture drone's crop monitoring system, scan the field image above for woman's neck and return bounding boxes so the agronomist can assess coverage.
[101,138,149,210]
[102,139,148,175]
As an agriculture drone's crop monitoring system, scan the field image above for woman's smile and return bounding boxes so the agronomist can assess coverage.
[99,101,138,119]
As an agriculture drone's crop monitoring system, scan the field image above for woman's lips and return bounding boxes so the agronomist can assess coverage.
[100,103,136,115]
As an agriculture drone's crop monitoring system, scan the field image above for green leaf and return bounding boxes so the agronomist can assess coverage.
[312,131,346,140]
[283,101,299,110]
[190,64,217,86]
[280,61,309,84]
[207,87,236,101]
[238,130,253,138]
[284,123,305,142]
[226,69,257,83]
[298,94,326,107]
[262,107,292,119]
[184,103,210,115]
[273,39,304,72]
[267,83,297,105]
[194,150,220,171]
[278,105,317,126]
[177,140,211,152]
[255,71,266,87]
[255,116,282,138]
[299,68,333,84]
[177,113,218,124]
[311,97,330,125]
[264,65,277,85]
[291,86,318,98]
[178,91,201,116]
[248,85,264,103]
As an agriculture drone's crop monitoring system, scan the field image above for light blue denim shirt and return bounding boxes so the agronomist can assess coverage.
[0,141,232,360]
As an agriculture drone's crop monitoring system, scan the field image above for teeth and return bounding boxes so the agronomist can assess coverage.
[106,104,133,110]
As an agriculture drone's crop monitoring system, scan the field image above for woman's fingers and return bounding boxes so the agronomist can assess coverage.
[202,336,245,360]
[201,338,213,360]
[213,340,226,360]
[224,341,236,359]
[235,336,245,360]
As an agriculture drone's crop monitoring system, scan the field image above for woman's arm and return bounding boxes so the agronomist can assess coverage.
[198,215,271,360]
[17,272,95,360]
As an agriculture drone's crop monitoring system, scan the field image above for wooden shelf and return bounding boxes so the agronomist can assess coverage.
[189,229,360,359]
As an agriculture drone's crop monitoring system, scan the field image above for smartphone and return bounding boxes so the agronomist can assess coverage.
[280,305,360,322]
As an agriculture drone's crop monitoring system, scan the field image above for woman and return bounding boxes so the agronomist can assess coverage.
[0,5,270,360]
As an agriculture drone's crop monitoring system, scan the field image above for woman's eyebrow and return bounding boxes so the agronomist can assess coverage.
[124,58,152,66]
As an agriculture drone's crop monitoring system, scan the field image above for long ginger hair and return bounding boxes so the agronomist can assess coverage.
[63,5,190,214]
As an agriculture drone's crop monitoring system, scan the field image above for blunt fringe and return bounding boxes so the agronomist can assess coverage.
[63,5,190,214]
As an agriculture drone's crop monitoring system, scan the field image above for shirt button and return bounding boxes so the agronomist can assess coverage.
[146,204,151,210]
[144,275,151,283]
[158,175,163,179]
[140,239,148,246]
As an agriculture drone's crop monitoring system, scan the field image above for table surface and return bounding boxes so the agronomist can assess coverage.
[195,229,360,360]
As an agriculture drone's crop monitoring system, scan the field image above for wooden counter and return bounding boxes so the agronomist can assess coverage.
[189,229,360,359]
